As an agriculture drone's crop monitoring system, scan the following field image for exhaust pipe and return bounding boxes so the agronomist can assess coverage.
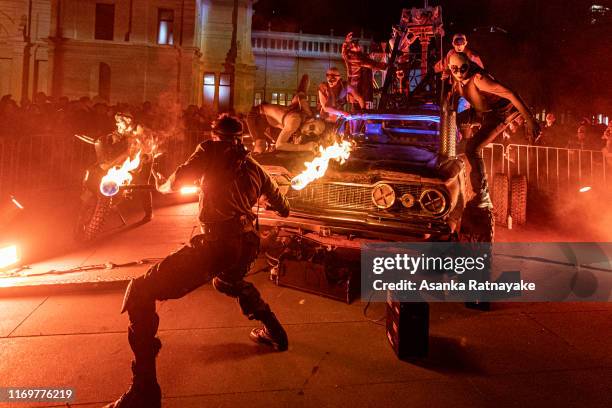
[439,105,457,159]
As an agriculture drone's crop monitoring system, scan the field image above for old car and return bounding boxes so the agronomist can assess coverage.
[253,104,494,303]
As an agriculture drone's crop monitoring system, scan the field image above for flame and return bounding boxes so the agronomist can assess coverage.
[0,244,19,269]
[291,141,352,190]
[180,186,200,195]
[100,151,142,197]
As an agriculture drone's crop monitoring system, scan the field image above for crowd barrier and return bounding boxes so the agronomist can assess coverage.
[483,143,610,192]
[1,134,609,203]
[0,130,207,200]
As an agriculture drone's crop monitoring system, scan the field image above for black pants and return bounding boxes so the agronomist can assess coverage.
[135,159,153,216]
[458,109,510,197]
[122,231,270,378]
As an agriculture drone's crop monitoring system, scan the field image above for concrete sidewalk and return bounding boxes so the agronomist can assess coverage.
[1,201,611,407]
[1,273,611,407]
[0,201,200,294]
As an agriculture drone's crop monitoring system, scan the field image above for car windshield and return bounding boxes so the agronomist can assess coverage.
[343,112,440,149]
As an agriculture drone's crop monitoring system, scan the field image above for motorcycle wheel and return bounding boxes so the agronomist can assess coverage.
[75,196,111,241]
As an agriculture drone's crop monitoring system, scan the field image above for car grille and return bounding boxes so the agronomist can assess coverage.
[287,182,428,216]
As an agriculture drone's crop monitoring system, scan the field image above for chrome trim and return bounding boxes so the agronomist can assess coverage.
[371,183,396,209]
[419,188,447,215]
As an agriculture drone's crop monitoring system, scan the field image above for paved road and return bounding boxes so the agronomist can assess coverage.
[1,202,611,407]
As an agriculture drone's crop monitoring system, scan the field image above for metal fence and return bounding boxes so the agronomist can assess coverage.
[483,143,610,192]
[0,131,207,200]
[2,134,609,202]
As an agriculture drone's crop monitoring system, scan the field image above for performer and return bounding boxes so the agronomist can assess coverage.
[104,114,291,408]
[448,52,539,208]
[100,112,154,221]
[342,32,387,108]
[246,103,325,153]
[318,67,364,122]
[436,33,484,80]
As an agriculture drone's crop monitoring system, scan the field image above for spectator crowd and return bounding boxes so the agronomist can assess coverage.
[499,110,611,153]
[0,92,217,140]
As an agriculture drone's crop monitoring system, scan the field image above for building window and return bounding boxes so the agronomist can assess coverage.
[309,95,317,107]
[99,62,111,101]
[219,73,231,112]
[95,3,115,40]
[254,92,262,106]
[288,40,293,50]
[271,92,278,104]
[314,42,319,52]
[302,41,306,51]
[333,43,338,53]
[279,93,286,106]
[325,43,330,52]
[203,73,215,106]
[308,42,313,51]
[157,9,174,45]
[256,38,261,48]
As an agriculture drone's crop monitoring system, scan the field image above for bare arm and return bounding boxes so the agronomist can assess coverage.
[319,88,349,118]
[474,74,535,127]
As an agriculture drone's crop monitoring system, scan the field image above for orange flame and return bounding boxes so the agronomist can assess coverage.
[100,151,142,196]
[291,141,352,190]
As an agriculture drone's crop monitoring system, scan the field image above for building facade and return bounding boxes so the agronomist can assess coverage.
[1,0,258,112]
[0,0,365,113]
[251,29,347,109]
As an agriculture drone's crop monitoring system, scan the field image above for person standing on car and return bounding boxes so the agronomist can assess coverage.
[342,32,387,109]
[448,52,540,208]
[104,114,291,408]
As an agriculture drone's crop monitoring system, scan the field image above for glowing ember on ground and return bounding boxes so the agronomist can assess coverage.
[0,244,19,269]
[291,141,352,190]
[579,186,592,193]
[180,186,200,195]
[100,152,142,197]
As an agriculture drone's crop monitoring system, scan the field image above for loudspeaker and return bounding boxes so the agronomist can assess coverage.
[386,293,429,360]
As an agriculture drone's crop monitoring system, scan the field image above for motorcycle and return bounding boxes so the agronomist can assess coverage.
[74,131,154,241]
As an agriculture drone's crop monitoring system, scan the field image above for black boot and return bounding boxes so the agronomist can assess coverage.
[250,312,288,351]
[104,361,161,408]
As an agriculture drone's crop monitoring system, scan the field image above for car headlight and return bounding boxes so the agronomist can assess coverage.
[372,183,396,209]
[400,193,415,208]
[419,189,446,215]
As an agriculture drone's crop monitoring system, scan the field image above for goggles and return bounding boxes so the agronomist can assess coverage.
[450,64,469,74]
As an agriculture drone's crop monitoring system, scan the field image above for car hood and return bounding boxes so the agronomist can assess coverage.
[255,144,461,183]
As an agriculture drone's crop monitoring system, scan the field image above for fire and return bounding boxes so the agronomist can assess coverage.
[0,244,19,269]
[291,141,352,190]
[100,152,142,197]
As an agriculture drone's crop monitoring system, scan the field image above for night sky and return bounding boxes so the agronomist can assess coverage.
[253,0,612,115]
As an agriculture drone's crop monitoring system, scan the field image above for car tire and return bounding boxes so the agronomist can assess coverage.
[510,175,528,225]
[492,173,509,226]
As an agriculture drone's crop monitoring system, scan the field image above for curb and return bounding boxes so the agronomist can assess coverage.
[0,277,130,298]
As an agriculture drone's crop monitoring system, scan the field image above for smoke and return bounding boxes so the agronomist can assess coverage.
[532,187,612,242]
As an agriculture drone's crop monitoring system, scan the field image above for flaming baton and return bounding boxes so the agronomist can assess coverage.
[290,141,352,190]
